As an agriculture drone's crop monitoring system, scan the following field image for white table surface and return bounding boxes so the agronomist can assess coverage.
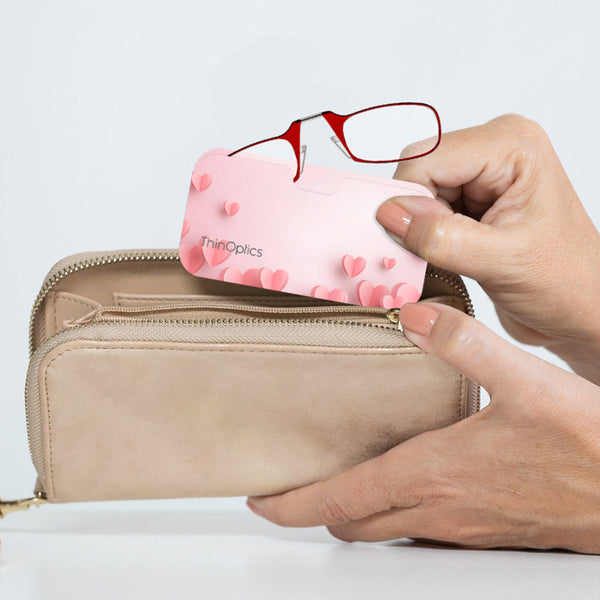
[0,502,598,599]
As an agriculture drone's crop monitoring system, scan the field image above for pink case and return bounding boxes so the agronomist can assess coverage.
[179,148,433,308]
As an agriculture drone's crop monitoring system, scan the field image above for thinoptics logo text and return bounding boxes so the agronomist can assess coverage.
[201,235,263,258]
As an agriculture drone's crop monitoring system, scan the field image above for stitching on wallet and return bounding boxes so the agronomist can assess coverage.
[41,345,428,500]
[54,293,100,332]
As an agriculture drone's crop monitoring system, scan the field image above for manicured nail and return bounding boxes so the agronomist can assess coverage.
[399,303,440,336]
[247,498,262,515]
[376,199,412,237]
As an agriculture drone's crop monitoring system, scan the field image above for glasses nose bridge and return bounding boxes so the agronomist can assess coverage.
[297,111,325,124]
[296,110,338,145]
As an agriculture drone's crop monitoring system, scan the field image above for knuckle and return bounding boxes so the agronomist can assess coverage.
[408,213,448,262]
[490,113,549,147]
[408,213,468,268]
[490,112,529,126]
[314,492,352,526]
[435,312,480,359]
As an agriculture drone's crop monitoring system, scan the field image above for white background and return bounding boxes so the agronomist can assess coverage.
[1,1,599,597]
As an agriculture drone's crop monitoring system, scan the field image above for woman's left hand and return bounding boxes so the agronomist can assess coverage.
[247,302,600,554]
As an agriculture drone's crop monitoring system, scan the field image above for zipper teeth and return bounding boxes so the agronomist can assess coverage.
[71,316,400,330]
[24,248,479,487]
[72,301,393,326]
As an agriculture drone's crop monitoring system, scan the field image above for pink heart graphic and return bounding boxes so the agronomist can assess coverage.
[202,240,231,266]
[342,255,367,278]
[381,294,408,309]
[372,285,390,307]
[391,283,420,303]
[191,172,212,192]
[181,220,190,238]
[179,243,205,274]
[219,267,243,284]
[311,286,348,303]
[382,257,396,270]
[356,280,390,307]
[259,268,289,291]
[223,201,240,216]
[242,268,261,287]
[356,280,373,306]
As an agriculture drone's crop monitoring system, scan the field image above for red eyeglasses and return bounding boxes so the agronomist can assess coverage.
[228,102,441,182]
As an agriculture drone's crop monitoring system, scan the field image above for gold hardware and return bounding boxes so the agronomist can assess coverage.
[385,308,403,333]
[0,491,47,518]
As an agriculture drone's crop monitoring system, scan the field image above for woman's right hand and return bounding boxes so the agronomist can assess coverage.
[375,113,600,384]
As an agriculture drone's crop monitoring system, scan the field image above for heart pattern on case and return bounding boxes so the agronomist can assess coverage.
[380,282,421,308]
[219,267,288,291]
[381,294,407,309]
[191,172,212,192]
[382,257,396,270]
[202,240,231,266]
[223,201,240,216]
[219,267,244,284]
[311,286,348,303]
[342,255,366,278]
[356,280,389,307]
[181,220,190,238]
[179,243,205,274]
[259,268,289,291]
[356,281,420,307]
[391,283,420,304]
[241,268,261,287]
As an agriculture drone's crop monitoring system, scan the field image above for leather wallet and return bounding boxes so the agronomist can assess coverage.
[0,248,479,517]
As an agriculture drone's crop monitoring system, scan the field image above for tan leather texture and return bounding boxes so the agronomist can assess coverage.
[26,249,478,503]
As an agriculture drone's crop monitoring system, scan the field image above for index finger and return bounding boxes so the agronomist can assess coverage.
[395,113,536,211]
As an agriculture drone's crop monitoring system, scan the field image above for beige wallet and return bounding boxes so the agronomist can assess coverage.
[0,248,479,517]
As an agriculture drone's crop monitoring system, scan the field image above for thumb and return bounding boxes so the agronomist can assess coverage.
[376,195,505,281]
[398,301,532,396]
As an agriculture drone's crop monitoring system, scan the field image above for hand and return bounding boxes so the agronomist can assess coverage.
[247,302,600,554]
[375,113,600,384]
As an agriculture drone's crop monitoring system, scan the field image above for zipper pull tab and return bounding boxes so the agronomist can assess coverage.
[0,492,47,518]
[385,308,404,334]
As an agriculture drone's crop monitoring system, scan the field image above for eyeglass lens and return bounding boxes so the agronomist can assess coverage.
[341,104,439,162]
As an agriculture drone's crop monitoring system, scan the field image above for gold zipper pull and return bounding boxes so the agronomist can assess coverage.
[0,491,47,518]
[385,308,403,333]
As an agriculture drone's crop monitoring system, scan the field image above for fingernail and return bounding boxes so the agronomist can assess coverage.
[399,303,440,336]
[376,199,412,237]
[247,498,263,515]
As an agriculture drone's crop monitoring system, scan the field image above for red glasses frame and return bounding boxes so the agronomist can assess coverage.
[228,101,441,182]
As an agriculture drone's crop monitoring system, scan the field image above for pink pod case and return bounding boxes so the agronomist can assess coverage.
[179,148,433,308]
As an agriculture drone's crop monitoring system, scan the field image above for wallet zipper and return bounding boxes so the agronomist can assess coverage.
[63,300,404,328]
[22,248,480,505]
[28,248,475,354]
